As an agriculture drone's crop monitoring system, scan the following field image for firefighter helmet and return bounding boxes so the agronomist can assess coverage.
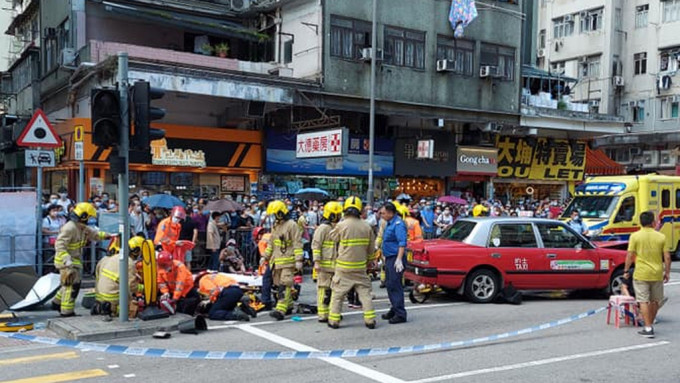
[266,200,289,220]
[129,236,146,257]
[343,196,362,217]
[323,201,343,223]
[171,206,186,220]
[71,202,97,223]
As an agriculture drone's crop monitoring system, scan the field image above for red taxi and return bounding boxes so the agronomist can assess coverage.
[405,218,627,303]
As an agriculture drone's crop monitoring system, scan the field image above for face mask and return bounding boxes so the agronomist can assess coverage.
[109,204,116,209]
[250,199,256,204]
[59,193,67,199]
[444,211,451,216]
[172,217,180,224]
[94,202,101,207]
[156,213,163,218]
[102,197,109,202]
[50,198,58,204]
[135,206,142,213]
[193,209,199,214]
[49,211,58,217]
[312,207,318,211]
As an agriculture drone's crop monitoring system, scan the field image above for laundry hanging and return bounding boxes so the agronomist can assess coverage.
[448,0,479,38]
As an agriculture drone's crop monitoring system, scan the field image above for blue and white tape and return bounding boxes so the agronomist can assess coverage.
[0,306,606,360]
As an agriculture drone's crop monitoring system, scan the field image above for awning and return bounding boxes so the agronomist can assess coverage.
[585,147,625,175]
[522,64,578,83]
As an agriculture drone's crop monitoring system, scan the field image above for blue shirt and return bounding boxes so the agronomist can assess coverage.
[382,216,408,257]
[567,219,588,234]
[421,208,435,233]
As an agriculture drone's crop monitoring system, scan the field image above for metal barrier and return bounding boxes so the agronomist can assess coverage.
[227,229,256,269]
[0,233,36,265]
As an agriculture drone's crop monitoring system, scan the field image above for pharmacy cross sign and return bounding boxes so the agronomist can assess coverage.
[296,128,345,158]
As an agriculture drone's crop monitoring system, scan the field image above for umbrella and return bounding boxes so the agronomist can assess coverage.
[295,188,330,201]
[396,193,412,202]
[10,273,60,311]
[144,194,185,209]
[438,195,468,205]
[0,264,38,312]
[205,199,244,212]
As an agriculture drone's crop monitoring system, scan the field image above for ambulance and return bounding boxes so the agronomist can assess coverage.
[561,175,680,258]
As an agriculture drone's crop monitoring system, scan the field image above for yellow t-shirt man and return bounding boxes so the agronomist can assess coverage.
[627,227,670,281]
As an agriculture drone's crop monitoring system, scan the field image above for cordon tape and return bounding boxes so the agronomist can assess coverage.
[0,306,607,360]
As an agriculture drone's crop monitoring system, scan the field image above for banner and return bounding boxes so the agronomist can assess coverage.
[0,191,37,265]
[495,136,586,181]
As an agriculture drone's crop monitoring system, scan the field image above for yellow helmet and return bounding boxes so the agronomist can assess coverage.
[72,202,97,223]
[323,201,343,223]
[266,200,289,220]
[343,196,363,213]
[393,202,408,219]
[129,236,146,255]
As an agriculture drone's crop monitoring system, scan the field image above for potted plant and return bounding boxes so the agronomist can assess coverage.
[215,42,229,58]
[201,43,213,56]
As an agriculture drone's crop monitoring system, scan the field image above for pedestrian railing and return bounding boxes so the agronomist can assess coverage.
[0,233,36,265]
[227,229,256,269]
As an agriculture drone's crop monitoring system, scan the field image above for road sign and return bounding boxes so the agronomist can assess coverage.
[74,125,84,142]
[74,141,84,161]
[25,149,55,167]
[16,109,62,148]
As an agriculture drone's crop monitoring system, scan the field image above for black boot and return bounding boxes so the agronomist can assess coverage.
[269,310,285,321]
[365,322,376,329]
[234,308,250,322]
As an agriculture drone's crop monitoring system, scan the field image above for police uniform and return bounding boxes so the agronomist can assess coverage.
[312,222,336,321]
[328,209,377,328]
[53,206,108,316]
[264,216,303,318]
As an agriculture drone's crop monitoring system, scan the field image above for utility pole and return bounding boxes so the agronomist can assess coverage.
[117,52,130,322]
[367,0,377,206]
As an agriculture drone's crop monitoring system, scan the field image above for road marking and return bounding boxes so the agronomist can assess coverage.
[664,281,680,286]
[0,369,108,383]
[239,324,407,383]
[210,302,464,330]
[124,374,136,378]
[409,341,670,383]
[0,352,78,366]
[107,364,119,369]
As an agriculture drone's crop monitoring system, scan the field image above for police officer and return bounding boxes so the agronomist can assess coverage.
[381,202,408,324]
[311,201,342,322]
[262,200,303,320]
[52,202,111,317]
[328,196,377,329]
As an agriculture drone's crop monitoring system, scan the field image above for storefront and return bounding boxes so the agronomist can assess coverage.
[493,136,587,203]
[393,131,456,198]
[448,146,498,199]
[264,129,394,199]
[48,119,262,199]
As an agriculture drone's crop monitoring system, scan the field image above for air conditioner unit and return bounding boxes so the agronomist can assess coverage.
[230,0,251,11]
[671,95,680,103]
[537,48,546,58]
[564,14,574,22]
[480,65,498,78]
[359,47,383,62]
[436,59,455,72]
[629,101,638,107]
[642,150,659,168]
[613,76,624,87]
[59,48,77,66]
[630,147,642,157]
[658,75,672,90]
[268,66,294,77]
[482,122,502,133]
[579,11,588,18]
[660,150,674,166]
[590,100,600,107]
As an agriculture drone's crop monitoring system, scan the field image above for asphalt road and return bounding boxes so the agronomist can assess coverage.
[2,273,680,383]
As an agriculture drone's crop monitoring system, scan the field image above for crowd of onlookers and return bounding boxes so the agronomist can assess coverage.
[40,187,571,270]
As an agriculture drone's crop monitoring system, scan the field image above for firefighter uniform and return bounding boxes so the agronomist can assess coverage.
[94,252,138,314]
[376,219,387,287]
[52,203,108,316]
[312,222,335,321]
[328,197,377,329]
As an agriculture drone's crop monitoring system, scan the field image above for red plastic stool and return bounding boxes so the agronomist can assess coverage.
[607,295,640,328]
[173,240,195,265]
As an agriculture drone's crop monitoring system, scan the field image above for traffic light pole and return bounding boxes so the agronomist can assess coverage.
[117,52,130,322]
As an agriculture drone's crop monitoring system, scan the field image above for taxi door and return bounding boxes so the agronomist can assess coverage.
[658,184,674,248]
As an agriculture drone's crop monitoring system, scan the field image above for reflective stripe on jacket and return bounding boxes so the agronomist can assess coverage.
[157,260,193,301]
[55,221,106,269]
[94,255,138,303]
[198,273,239,302]
[331,217,376,273]
[264,220,303,269]
[311,223,335,272]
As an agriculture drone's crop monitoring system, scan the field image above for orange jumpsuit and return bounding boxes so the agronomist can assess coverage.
[157,260,193,301]
[198,273,239,303]
[405,216,423,242]
[154,217,181,253]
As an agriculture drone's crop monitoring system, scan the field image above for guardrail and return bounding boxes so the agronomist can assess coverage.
[0,233,36,264]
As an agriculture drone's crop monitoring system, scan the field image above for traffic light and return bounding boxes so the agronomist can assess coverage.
[91,88,121,148]
[132,81,166,151]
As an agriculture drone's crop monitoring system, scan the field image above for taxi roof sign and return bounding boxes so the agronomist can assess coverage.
[16,109,62,148]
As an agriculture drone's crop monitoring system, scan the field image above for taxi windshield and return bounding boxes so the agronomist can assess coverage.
[562,196,619,219]
[441,220,476,242]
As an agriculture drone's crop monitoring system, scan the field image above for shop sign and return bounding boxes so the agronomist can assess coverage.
[417,140,434,159]
[220,175,247,192]
[296,129,345,158]
[151,138,206,168]
[495,136,586,181]
[89,177,104,196]
[456,147,498,175]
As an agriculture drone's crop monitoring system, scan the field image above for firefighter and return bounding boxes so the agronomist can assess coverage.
[52,202,111,317]
[157,251,198,315]
[92,236,144,317]
[375,206,388,288]
[154,206,184,254]
[197,272,255,321]
[261,200,303,320]
[312,201,343,322]
[327,196,377,329]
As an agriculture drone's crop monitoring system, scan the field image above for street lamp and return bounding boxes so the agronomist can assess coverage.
[367,0,377,206]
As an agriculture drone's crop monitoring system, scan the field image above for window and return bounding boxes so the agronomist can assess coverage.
[659,96,680,119]
[538,29,546,49]
[634,52,647,75]
[330,15,372,60]
[659,49,680,72]
[663,0,680,23]
[536,223,584,249]
[441,221,477,242]
[384,26,426,69]
[580,8,604,32]
[615,8,622,30]
[283,40,293,64]
[563,196,619,219]
[579,55,601,78]
[553,16,575,38]
[662,190,671,208]
[614,197,636,223]
[633,100,646,122]
[489,224,537,248]
[481,43,515,81]
[550,61,566,74]
[436,37,474,76]
[636,4,649,28]
[675,189,680,208]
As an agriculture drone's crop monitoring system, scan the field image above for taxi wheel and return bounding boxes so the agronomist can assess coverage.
[465,269,499,303]
[608,269,624,296]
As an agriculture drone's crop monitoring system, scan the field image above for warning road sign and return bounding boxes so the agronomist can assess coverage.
[16,109,62,148]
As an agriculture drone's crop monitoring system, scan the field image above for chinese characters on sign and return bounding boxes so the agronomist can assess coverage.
[514,257,529,271]
[151,138,207,168]
[296,129,345,158]
[417,140,435,159]
[495,136,586,181]
[220,175,247,192]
